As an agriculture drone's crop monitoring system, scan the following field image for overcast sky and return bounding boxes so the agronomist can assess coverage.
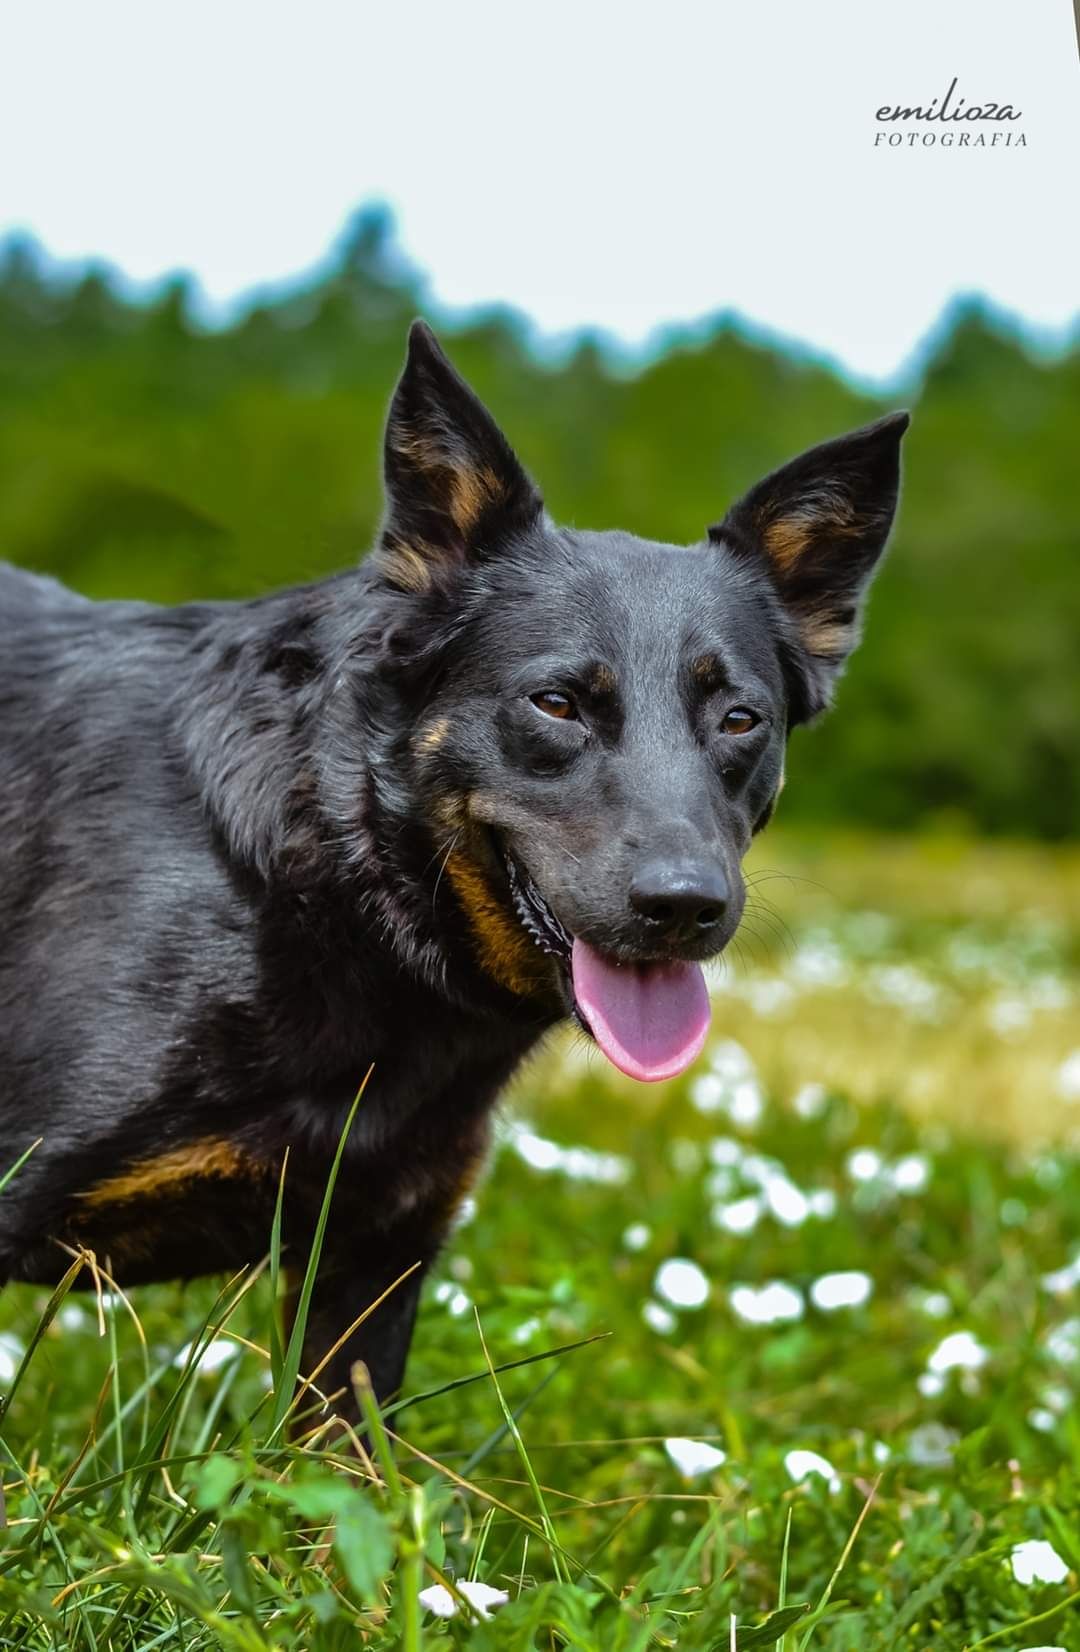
[3,0,1079,384]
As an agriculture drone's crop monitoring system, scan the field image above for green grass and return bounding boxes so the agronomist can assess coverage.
[2,831,1080,1649]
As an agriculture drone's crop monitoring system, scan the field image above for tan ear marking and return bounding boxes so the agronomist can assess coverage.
[381,537,435,593]
[761,513,814,569]
[448,463,505,536]
[800,617,853,657]
[760,492,860,571]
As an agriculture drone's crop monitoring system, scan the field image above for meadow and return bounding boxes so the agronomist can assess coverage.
[2,829,1079,1650]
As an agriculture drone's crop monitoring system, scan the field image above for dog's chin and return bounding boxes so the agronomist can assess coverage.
[499,847,719,1084]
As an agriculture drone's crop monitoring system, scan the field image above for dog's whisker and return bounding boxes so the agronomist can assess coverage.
[431,829,463,911]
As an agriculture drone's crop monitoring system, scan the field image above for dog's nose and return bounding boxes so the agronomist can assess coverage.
[628,860,729,937]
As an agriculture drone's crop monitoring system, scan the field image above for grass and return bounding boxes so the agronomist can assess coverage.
[1,828,1079,1649]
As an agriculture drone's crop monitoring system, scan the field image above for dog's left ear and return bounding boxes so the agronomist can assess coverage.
[710,411,909,718]
[377,320,543,592]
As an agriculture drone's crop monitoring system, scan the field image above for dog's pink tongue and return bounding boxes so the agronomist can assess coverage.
[571,938,711,1082]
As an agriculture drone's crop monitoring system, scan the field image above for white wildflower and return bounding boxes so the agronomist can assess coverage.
[729,1281,804,1326]
[810,1271,873,1312]
[762,1173,810,1227]
[642,1300,677,1335]
[418,1580,509,1620]
[712,1195,764,1236]
[1041,1255,1080,1296]
[173,1337,239,1376]
[926,1330,988,1375]
[1010,1540,1069,1587]
[792,1082,828,1119]
[729,1080,765,1128]
[664,1437,727,1478]
[890,1154,930,1194]
[509,1126,629,1185]
[907,1422,958,1466]
[654,1258,709,1310]
[0,1331,26,1382]
[1044,1318,1080,1365]
[784,1449,840,1494]
[707,1136,744,1168]
[690,1073,727,1115]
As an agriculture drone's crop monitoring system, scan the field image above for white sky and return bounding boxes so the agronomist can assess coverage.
[3,0,1079,384]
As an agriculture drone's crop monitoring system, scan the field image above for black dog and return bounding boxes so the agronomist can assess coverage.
[0,323,908,1415]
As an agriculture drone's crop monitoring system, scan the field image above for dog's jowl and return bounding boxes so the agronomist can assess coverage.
[0,322,908,1416]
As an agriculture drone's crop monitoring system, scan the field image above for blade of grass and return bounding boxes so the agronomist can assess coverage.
[968,1585,1080,1648]
[778,1507,793,1652]
[0,1253,85,1428]
[267,1147,290,1389]
[0,1138,41,1193]
[382,1330,610,1422]
[797,1475,880,1652]
[267,1076,369,1440]
[473,1307,567,1586]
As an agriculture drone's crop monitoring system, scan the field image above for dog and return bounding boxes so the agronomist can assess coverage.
[0,321,908,1417]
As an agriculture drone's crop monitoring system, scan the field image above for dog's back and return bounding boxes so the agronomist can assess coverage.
[0,566,260,1257]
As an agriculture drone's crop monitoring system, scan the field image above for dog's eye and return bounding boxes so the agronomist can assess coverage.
[722,706,759,735]
[531,691,578,721]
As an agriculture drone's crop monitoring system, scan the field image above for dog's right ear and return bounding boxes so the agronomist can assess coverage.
[376,321,543,592]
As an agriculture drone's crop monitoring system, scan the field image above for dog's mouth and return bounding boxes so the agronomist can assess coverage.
[503,852,711,1084]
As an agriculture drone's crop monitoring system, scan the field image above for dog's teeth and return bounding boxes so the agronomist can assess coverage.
[504,852,570,961]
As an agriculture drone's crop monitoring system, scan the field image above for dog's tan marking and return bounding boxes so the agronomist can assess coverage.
[587,662,618,697]
[380,535,436,594]
[445,847,543,997]
[761,512,814,570]
[431,787,468,832]
[800,617,852,657]
[412,716,450,757]
[690,653,721,687]
[759,492,859,572]
[80,1138,253,1209]
[448,463,504,537]
[389,424,504,541]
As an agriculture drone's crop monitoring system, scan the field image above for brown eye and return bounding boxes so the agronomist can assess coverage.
[531,690,577,721]
[722,706,759,735]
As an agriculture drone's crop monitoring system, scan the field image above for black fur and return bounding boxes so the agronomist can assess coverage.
[0,323,908,1418]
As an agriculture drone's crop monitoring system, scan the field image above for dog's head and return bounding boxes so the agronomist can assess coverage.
[376,321,907,1080]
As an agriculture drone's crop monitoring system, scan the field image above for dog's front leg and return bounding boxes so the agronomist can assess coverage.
[283,1210,445,1435]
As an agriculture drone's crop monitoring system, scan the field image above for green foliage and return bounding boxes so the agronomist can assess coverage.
[2,834,1079,1647]
[1,210,1077,836]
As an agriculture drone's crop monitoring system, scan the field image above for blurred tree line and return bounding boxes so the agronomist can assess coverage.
[1,208,1076,838]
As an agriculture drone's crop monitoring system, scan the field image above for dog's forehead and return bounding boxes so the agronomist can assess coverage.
[508,524,770,662]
